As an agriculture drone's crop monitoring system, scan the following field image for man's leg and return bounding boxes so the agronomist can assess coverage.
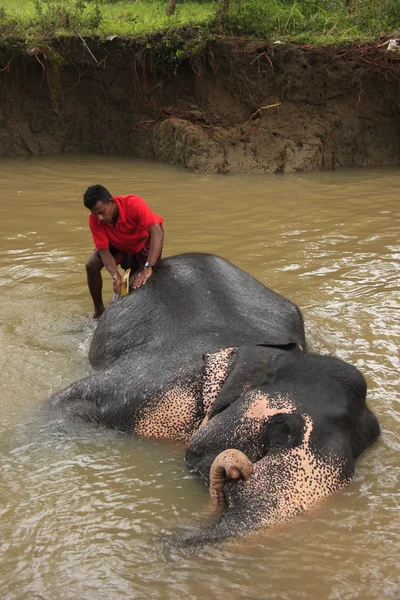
[85,250,106,319]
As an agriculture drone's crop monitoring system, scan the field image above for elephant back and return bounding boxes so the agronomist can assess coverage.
[89,253,306,370]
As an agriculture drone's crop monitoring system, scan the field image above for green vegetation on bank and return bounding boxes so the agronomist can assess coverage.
[0,0,399,45]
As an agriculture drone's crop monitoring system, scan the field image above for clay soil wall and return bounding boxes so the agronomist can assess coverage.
[0,38,399,173]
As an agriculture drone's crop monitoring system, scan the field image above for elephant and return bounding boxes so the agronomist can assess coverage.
[45,253,379,542]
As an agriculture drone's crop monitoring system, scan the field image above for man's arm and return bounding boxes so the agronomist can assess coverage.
[99,248,122,294]
[132,224,164,289]
[146,223,164,267]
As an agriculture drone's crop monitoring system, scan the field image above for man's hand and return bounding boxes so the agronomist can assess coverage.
[112,272,122,295]
[132,266,152,289]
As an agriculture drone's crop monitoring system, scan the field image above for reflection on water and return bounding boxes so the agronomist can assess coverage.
[0,155,399,600]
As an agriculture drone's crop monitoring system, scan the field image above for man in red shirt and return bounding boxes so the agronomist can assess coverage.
[83,184,164,319]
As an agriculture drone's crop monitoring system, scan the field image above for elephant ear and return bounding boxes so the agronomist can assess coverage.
[202,343,299,420]
[207,344,299,420]
[202,347,237,417]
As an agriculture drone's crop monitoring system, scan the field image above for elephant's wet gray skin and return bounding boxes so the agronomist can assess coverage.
[185,348,380,542]
[47,253,306,439]
[45,253,379,542]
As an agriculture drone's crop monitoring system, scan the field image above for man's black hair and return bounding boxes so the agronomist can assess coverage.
[83,185,112,210]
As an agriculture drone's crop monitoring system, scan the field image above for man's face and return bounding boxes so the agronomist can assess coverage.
[90,200,117,224]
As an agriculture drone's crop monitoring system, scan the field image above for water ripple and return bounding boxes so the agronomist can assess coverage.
[0,157,399,600]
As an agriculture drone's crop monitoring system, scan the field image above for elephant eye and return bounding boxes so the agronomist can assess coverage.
[265,414,305,449]
[271,421,292,445]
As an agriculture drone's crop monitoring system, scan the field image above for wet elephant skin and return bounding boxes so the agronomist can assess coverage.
[185,347,380,541]
[45,253,379,542]
[46,253,306,438]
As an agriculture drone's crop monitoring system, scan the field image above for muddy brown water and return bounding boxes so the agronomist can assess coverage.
[0,154,399,600]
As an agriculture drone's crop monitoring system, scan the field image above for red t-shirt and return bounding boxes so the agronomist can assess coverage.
[89,194,163,254]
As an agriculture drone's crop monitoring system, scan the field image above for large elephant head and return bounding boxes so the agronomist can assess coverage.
[185,345,380,541]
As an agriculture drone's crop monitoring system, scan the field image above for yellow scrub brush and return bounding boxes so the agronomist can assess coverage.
[119,269,131,297]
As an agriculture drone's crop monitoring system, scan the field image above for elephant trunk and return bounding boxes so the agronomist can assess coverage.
[209,449,253,506]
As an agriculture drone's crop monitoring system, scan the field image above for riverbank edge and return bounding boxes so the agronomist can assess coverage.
[0,34,399,173]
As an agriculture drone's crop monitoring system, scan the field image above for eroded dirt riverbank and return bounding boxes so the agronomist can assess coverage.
[0,37,399,173]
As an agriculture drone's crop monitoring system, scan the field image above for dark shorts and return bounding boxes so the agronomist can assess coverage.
[94,245,161,274]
